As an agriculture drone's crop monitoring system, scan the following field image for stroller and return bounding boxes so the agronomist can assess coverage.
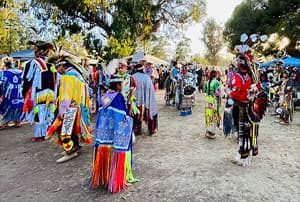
[179,72,197,116]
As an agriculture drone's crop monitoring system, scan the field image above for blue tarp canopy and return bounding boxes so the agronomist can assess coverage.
[10,49,34,60]
[1,49,81,63]
[259,56,300,68]
[0,49,34,61]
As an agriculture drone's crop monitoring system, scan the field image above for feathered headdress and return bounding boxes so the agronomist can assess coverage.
[106,58,127,76]
[47,50,90,83]
[27,40,54,56]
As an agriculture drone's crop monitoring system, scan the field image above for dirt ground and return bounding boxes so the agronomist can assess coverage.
[0,90,299,202]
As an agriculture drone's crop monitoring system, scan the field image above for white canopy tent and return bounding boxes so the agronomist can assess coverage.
[125,52,169,66]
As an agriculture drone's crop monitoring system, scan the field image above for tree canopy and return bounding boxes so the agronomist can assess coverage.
[202,18,223,65]
[175,36,192,61]
[34,0,206,59]
[0,2,27,54]
[224,0,300,58]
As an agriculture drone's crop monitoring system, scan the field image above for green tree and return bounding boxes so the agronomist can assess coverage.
[34,0,206,59]
[202,18,223,65]
[148,35,170,59]
[224,0,300,57]
[0,4,23,54]
[190,53,209,65]
[175,36,192,61]
[55,33,87,57]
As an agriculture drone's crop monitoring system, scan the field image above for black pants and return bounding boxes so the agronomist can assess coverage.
[238,102,258,158]
[232,104,239,133]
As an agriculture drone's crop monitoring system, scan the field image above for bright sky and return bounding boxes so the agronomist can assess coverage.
[186,0,243,55]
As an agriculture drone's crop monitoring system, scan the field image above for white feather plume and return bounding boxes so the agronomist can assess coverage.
[106,59,119,75]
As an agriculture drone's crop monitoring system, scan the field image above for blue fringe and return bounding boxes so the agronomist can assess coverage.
[34,122,47,138]
[32,104,55,138]
[2,108,23,123]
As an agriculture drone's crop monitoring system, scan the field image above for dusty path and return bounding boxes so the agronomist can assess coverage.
[0,90,299,202]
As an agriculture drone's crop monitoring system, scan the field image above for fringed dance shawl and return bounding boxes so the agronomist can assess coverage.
[91,92,135,193]
[57,69,90,109]
[133,72,158,134]
[22,58,55,100]
[22,58,55,123]
[95,93,133,149]
[51,68,91,142]
[133,72,158,120]
[0,69,24,121]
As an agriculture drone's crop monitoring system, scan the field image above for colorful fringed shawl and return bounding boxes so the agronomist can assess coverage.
[22,58,55,137]
[0,69,24,122]
[46,68,92,145]
[90,92,137,193]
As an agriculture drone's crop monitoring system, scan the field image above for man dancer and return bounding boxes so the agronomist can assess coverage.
[0,57,23,128]
[46,55,91,163]
[22,41,56,142]
[133,64,158,135]
[276,69,294,124]
[229,55,255,166]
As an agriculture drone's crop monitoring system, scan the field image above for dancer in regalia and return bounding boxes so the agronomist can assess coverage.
[204,70,221,139]
[230,55,267,166]
[133,64,158,135]
[0,57,23,128]
[89,74,137,193]
[45,55,92,163]
[22,41,56,141]
[116,62,137,116]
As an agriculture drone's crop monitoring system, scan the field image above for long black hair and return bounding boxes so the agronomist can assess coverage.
[109,75,122,91]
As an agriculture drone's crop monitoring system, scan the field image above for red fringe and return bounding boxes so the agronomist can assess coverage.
[22,87,33,113]
[84,138,92,144]
[90,146,112,188]
[73,109,81,136]
[109,152,126,193]
[90,147,127,193]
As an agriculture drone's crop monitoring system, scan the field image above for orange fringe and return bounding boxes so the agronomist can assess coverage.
[46,118,63,139]
[90,146,113,188]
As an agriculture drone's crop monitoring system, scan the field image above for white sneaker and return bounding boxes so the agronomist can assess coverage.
[233,132,238,138]
[56,152,79,163]
[237,157,251,167]
[231,152,242,164]
[237,158,245,166]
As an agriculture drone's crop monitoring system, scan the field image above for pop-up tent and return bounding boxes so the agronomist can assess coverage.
[260,56,300,68]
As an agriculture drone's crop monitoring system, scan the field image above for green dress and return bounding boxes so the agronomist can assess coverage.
[204,78,221,137]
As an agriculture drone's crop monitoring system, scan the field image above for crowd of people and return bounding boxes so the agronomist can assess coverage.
[0,40,159,193]
[0,40,299,193]
[160,52,299,167]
